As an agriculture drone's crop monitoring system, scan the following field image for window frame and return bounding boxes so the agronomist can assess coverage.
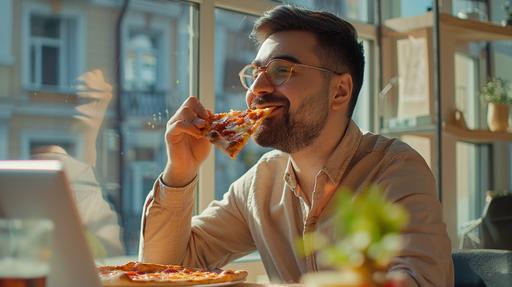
[21,2,86,93]
[20,129,84,160]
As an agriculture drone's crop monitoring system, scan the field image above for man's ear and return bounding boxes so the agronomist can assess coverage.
[331,73,353,111]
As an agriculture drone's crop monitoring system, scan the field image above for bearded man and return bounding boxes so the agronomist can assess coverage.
[139,5,453,286]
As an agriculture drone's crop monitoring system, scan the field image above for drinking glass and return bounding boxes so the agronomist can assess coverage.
[0,219,54,287]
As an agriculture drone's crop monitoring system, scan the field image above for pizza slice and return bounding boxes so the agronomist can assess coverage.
[98,261,248,286]
[203,107,273,159]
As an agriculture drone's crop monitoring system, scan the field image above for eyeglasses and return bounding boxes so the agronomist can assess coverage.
[238,58,342,90]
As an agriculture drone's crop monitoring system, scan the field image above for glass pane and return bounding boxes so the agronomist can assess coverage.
[31,14,60,38]
[452,0,488,21]
[120,2,197,255]
[275,0,371,23]
[140,51,157,90]
[456,143,490,237]
[352,40,372,132]
[381,0,432,20]
[214,9,270,200]
[41,46,59,86]
[454,52,480,130]
[2,0,198,259]
[125,32,159,91]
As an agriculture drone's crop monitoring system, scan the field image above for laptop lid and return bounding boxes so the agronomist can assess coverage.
[0,160,101,287]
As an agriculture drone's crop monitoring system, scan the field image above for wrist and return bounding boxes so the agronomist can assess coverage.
[162,165,197,187]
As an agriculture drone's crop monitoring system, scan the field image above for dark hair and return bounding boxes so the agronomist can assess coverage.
[250,5,365,118]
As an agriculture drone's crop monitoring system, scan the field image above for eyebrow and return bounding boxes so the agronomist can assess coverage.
[252,55,302,66]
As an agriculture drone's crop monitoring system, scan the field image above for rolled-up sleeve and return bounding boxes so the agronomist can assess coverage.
[139,174,256,269]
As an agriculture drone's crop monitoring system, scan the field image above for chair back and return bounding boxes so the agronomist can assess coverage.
[452,249,512,287]
[481,195,512,249]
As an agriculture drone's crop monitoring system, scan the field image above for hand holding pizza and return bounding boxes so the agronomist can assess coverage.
[163,96,211,187]
[163,96,274,187]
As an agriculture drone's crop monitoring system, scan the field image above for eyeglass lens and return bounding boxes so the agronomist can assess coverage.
[242,60,292,89]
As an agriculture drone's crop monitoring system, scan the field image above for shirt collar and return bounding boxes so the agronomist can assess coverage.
[283,120,363,190]
[283,160,300,197]
[323,120,363,185]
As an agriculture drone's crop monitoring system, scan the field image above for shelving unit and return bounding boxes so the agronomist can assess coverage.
[379,11,512,246]
[384,12,512,41]
[443,124,512,144]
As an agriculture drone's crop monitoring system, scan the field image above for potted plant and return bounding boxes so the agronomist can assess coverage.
[503,1,512,26]
[480,78,512,132]
[298,186,409,287]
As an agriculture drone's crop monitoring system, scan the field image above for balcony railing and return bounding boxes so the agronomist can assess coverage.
[121,90,175,117]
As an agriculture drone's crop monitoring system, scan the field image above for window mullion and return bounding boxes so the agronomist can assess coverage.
[197,0,216,212]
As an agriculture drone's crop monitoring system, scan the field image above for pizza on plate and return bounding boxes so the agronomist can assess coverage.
[98,261,248,286]
[203,107,273,159]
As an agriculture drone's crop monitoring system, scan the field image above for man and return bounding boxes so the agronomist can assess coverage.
[139,5,453,286]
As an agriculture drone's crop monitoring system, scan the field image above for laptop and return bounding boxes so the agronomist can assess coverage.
[0,160,102,287]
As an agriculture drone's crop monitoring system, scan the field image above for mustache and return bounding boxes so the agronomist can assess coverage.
[251,94,289,108]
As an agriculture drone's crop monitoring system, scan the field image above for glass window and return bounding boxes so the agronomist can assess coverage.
[1,0,380,262]
[381,0,432,20]
[125,31,159,91]
[456,143,491,235]
[452,0,488,21]
[213,4,375,198]
[275,0,371,23]
[119,2,198,255]
[214,9,270,200]
[1,0,198,257]
[352,40,372,132]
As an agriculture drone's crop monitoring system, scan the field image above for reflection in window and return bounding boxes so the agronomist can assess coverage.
[30,140,76,158]
[27,13,78,88]
[119,2,198,255]
[125,31,159,91]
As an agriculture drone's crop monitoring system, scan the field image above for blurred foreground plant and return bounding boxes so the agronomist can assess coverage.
[297,186,409,286]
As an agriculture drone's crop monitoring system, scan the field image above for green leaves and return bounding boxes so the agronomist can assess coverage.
[297,185,409,271]
[480,78,512,104]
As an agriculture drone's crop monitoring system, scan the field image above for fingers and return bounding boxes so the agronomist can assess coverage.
[166,120,204,141]
[166,97,210,140]
[182,96,209,119]
[75,69,113,93]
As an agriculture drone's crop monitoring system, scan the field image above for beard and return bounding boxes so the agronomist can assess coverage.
[253,90,329,153]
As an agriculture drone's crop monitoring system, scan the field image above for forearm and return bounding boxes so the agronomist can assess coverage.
[139,176,196,264]
[138,174,256,269]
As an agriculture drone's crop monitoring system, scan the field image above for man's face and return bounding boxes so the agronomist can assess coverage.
[246,31,332,153]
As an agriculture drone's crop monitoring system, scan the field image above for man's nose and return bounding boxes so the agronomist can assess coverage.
[246,72,274,108]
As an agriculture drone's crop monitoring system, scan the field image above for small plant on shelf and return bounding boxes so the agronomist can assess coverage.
[480,78,512,132]
[298,186,409,287]
[480,78,512,104]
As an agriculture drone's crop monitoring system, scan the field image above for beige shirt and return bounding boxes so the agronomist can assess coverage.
[139,121,453,286]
